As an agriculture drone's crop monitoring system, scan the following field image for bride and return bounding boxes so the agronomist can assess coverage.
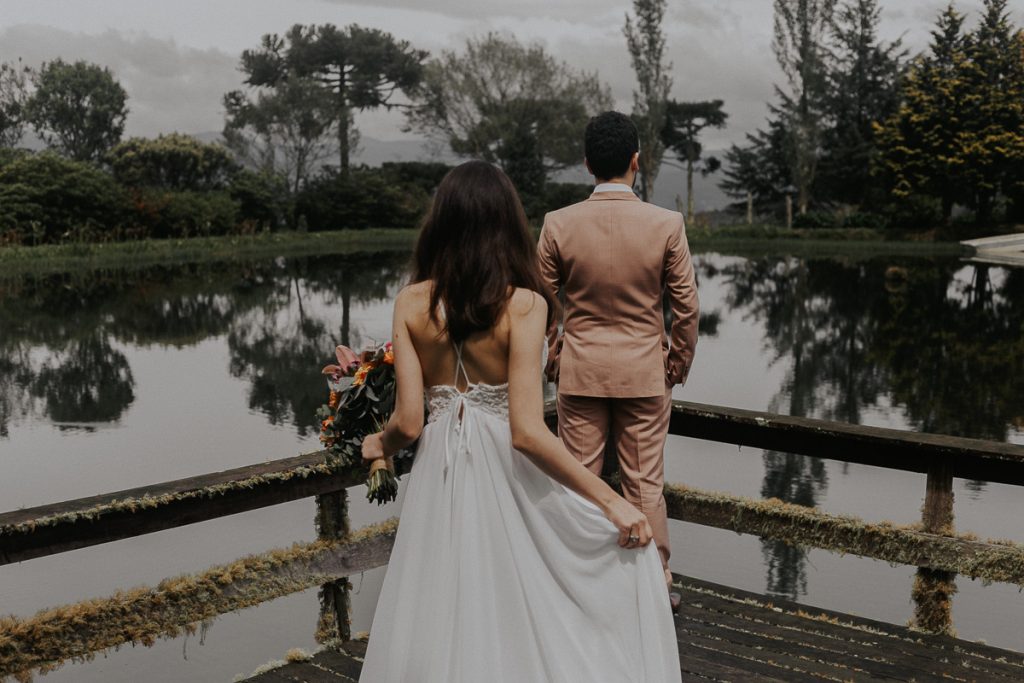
[358,160,680,682]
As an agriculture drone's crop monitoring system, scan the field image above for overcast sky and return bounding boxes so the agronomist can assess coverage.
[1,0,1021,150]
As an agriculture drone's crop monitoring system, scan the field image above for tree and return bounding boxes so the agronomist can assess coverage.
[624,0,673,202]
[240,24,426,174]
[107,134,238,191]
[959,0,1024,223]
[662,99,728,223]
[406,33,611,204]
[24,59,128,162]
[0,60,31,148]
[772,0,838,214]
[874,6,972,223]
[225,64,338,198]
[819,0,906,207]
[720,116,791,211]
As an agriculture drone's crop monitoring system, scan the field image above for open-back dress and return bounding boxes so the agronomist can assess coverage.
[359,342,681,682]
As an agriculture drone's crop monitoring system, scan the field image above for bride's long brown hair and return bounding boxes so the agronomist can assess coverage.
[411,160,557,343]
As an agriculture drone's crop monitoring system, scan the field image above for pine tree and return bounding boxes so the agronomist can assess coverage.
[959,0,1024,223]
[720,115,792,210]
[874,5,972,222]
[819,0,906,207]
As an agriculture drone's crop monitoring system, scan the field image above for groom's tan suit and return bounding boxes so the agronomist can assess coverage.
[538,189,699,570]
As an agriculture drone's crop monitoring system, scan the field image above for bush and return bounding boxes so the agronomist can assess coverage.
[840,212,889,230]
[792,211,838,229]
[229,169,288,232]
[127,189,240,238]
[379,161,452,195]
[295,166,431,230]
[882,194,943,231]
[0,147,30,170]
[539,182,593,216]
[107,133,238,191]
[0,152,128,243]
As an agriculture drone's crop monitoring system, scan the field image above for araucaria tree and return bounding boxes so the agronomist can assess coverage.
[406,33,611,203]
[818,0,906,206]
[772,0,838,215]
[238,24,426,175]
[25,59,128,162]
[624,0,672,202]
[661,100,728,223]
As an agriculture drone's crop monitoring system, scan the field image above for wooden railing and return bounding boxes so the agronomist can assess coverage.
[2,401,1024,678]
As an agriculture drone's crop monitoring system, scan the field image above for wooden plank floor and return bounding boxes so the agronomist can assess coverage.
[246,575,1024,682]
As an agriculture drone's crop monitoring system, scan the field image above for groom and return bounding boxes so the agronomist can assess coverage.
[538,111,699,606]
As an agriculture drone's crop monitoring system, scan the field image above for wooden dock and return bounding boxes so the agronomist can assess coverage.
[5,402,1024,681]
[961,233,1024,266]
[247,575,1024,682]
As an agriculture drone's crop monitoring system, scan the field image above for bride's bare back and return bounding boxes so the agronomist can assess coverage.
[402,280,514,389]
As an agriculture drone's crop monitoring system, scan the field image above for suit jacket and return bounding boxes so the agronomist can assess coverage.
[538,191,699,398]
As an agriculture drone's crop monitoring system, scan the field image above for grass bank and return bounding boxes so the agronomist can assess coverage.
[0,226,969,278]
[0,229,419,277]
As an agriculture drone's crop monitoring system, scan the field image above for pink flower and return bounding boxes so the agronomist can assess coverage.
[335,345,359,368]
[322,345,360,378]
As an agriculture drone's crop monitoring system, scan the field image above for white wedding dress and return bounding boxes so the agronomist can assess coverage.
[359,344,681,682]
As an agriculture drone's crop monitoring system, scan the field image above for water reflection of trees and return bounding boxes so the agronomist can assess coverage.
[705,254,1024,599]
[0,253,408,438]
[226,254,408,436]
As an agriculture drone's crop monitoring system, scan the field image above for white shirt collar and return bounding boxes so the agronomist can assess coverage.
[593,182,635,194]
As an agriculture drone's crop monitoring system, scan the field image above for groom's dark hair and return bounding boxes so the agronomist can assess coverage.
[584,111,639,181]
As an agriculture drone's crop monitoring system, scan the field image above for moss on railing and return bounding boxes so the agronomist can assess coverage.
[0,518,397,682]
[664,483,1024,586]
[0,462,335,539]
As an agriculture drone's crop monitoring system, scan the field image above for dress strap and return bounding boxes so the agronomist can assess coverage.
[453,342,472,390]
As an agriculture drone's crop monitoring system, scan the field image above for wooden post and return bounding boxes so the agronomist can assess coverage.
[785,195,793,230]
[746,191,754,226]
[315,490,352,643]
[912,459,956,635]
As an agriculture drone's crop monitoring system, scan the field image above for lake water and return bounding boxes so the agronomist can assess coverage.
[1,247,1023,681]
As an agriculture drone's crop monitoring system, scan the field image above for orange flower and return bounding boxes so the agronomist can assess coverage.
[353,365,370,386]
[383,350,395,365]
[328,391,340,409]
[320,416,334,432]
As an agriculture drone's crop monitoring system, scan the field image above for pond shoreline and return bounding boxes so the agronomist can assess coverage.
[0,227,968,277]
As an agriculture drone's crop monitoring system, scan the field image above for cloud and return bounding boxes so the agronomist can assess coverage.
[1,0,1020,148]
[0,25,240,138]
[321,0,734,28]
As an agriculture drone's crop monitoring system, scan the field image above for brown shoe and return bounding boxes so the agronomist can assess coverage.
[669,591,682,614]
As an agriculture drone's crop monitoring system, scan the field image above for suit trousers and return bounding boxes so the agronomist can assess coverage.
[556,391,672,571]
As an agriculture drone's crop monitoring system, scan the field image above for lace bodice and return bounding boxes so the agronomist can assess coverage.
[423,322,544,426]
[426,383,509,423]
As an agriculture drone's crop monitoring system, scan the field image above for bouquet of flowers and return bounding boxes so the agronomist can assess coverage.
[318,342,405,505]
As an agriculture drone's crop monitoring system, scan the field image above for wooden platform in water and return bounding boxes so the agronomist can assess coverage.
[246,575,1024,682]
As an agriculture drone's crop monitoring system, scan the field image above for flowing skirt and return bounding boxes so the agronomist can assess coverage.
[359,406,680,682]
